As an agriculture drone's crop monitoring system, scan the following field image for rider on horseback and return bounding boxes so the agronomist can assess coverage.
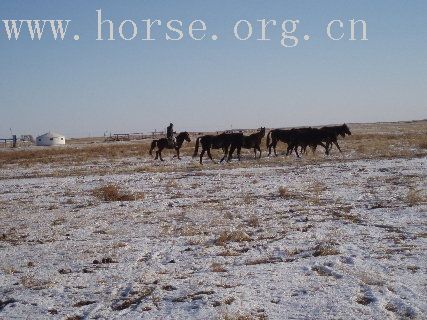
[167,123,175,147]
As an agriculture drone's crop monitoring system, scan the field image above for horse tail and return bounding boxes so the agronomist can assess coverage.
[193,137,200,158]
[266,130,272,148]
[149,140,157,155]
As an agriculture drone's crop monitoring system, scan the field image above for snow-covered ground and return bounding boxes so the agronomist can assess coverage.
[0,155,426,319]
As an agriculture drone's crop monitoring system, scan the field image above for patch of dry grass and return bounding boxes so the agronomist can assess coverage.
[405,189,426,206]
[347,129,427,158]
[246,216,260,228]
[312,243,340,256]
[245,256,282,265]
[211,262,228,273]
[214,230,252,246]
[332,210,361,223]
[219,312,267,320]
[92,184,144,202]
[51,217,66,226]
[0,141,151,166]
[278,187,296,199]
[20,275,51,290]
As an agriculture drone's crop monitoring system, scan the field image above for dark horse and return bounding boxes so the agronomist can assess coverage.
[266,128,295,156]
[320,124,351,153]
[149,131,191,161]
[193,132,243,164]
[286,127,330,157]
[302,124,352,154]
[267,128,330,158]
[227,127,266,161]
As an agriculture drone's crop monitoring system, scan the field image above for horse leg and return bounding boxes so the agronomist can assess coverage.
[268,141,275,156]
[176,147,181,160]
[311,144,317,154]
[154,149,159,160]
[221,146,228,163]
[294,145,300,158]
[207,149,215,163]
[274,142,278,157]
[227,146,236,162]
[286,144,293,156]
[200,149,205,164]
[319,142,329,155]
[257,146,262,158]
[333,141,342,153]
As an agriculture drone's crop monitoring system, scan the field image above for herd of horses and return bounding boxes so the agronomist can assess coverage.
[149,124,352,163]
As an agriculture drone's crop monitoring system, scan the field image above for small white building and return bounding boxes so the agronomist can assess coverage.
[36,132,66,146]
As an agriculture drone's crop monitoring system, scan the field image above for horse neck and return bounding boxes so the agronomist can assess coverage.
[176,133,186,146]
[255,131,264,141]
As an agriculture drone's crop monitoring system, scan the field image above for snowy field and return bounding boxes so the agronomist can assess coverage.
[0,123,426,320]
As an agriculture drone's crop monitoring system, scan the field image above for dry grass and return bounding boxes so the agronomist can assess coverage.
[405,189,426,206]
[214,230,252,246]
[312,243,340,256]
[355,294,375,305]
[417,138,427,149]
[246,216,260,228]
[245,256,282,266]
[111,287,155,311]
[346,129,427,157]
[332,210,361,224]
[20,275,51,290]
[92,184,144,202]
[0,141,151,166]
[211,262,228,273]
[178,226,206,237]
[278,187,295,199]
[51,217,66,226]
[219,313,267,320]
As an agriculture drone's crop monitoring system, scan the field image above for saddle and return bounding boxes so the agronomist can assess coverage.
[167,138,176,148]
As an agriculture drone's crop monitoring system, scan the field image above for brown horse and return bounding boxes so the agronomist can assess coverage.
[149,131,191,161]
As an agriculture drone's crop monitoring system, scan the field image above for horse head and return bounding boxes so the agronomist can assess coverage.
[180,131,191,142]
[342,124,351,136]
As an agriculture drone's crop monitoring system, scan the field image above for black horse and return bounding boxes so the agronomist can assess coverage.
[302,124,352,154]
[267,128,330,158]
[227,127,266,161]
[286,128,330,157]
[266,128,295,156]
[149,131,191,161]
[193,132,243,164]
[320,124,352,153]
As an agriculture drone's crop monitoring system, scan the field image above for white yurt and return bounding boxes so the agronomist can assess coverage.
[36,132,66,146]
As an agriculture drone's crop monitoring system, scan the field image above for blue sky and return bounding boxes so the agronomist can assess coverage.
[0,0,426,137]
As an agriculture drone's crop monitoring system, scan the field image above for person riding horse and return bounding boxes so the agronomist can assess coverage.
[167,123,175,147]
